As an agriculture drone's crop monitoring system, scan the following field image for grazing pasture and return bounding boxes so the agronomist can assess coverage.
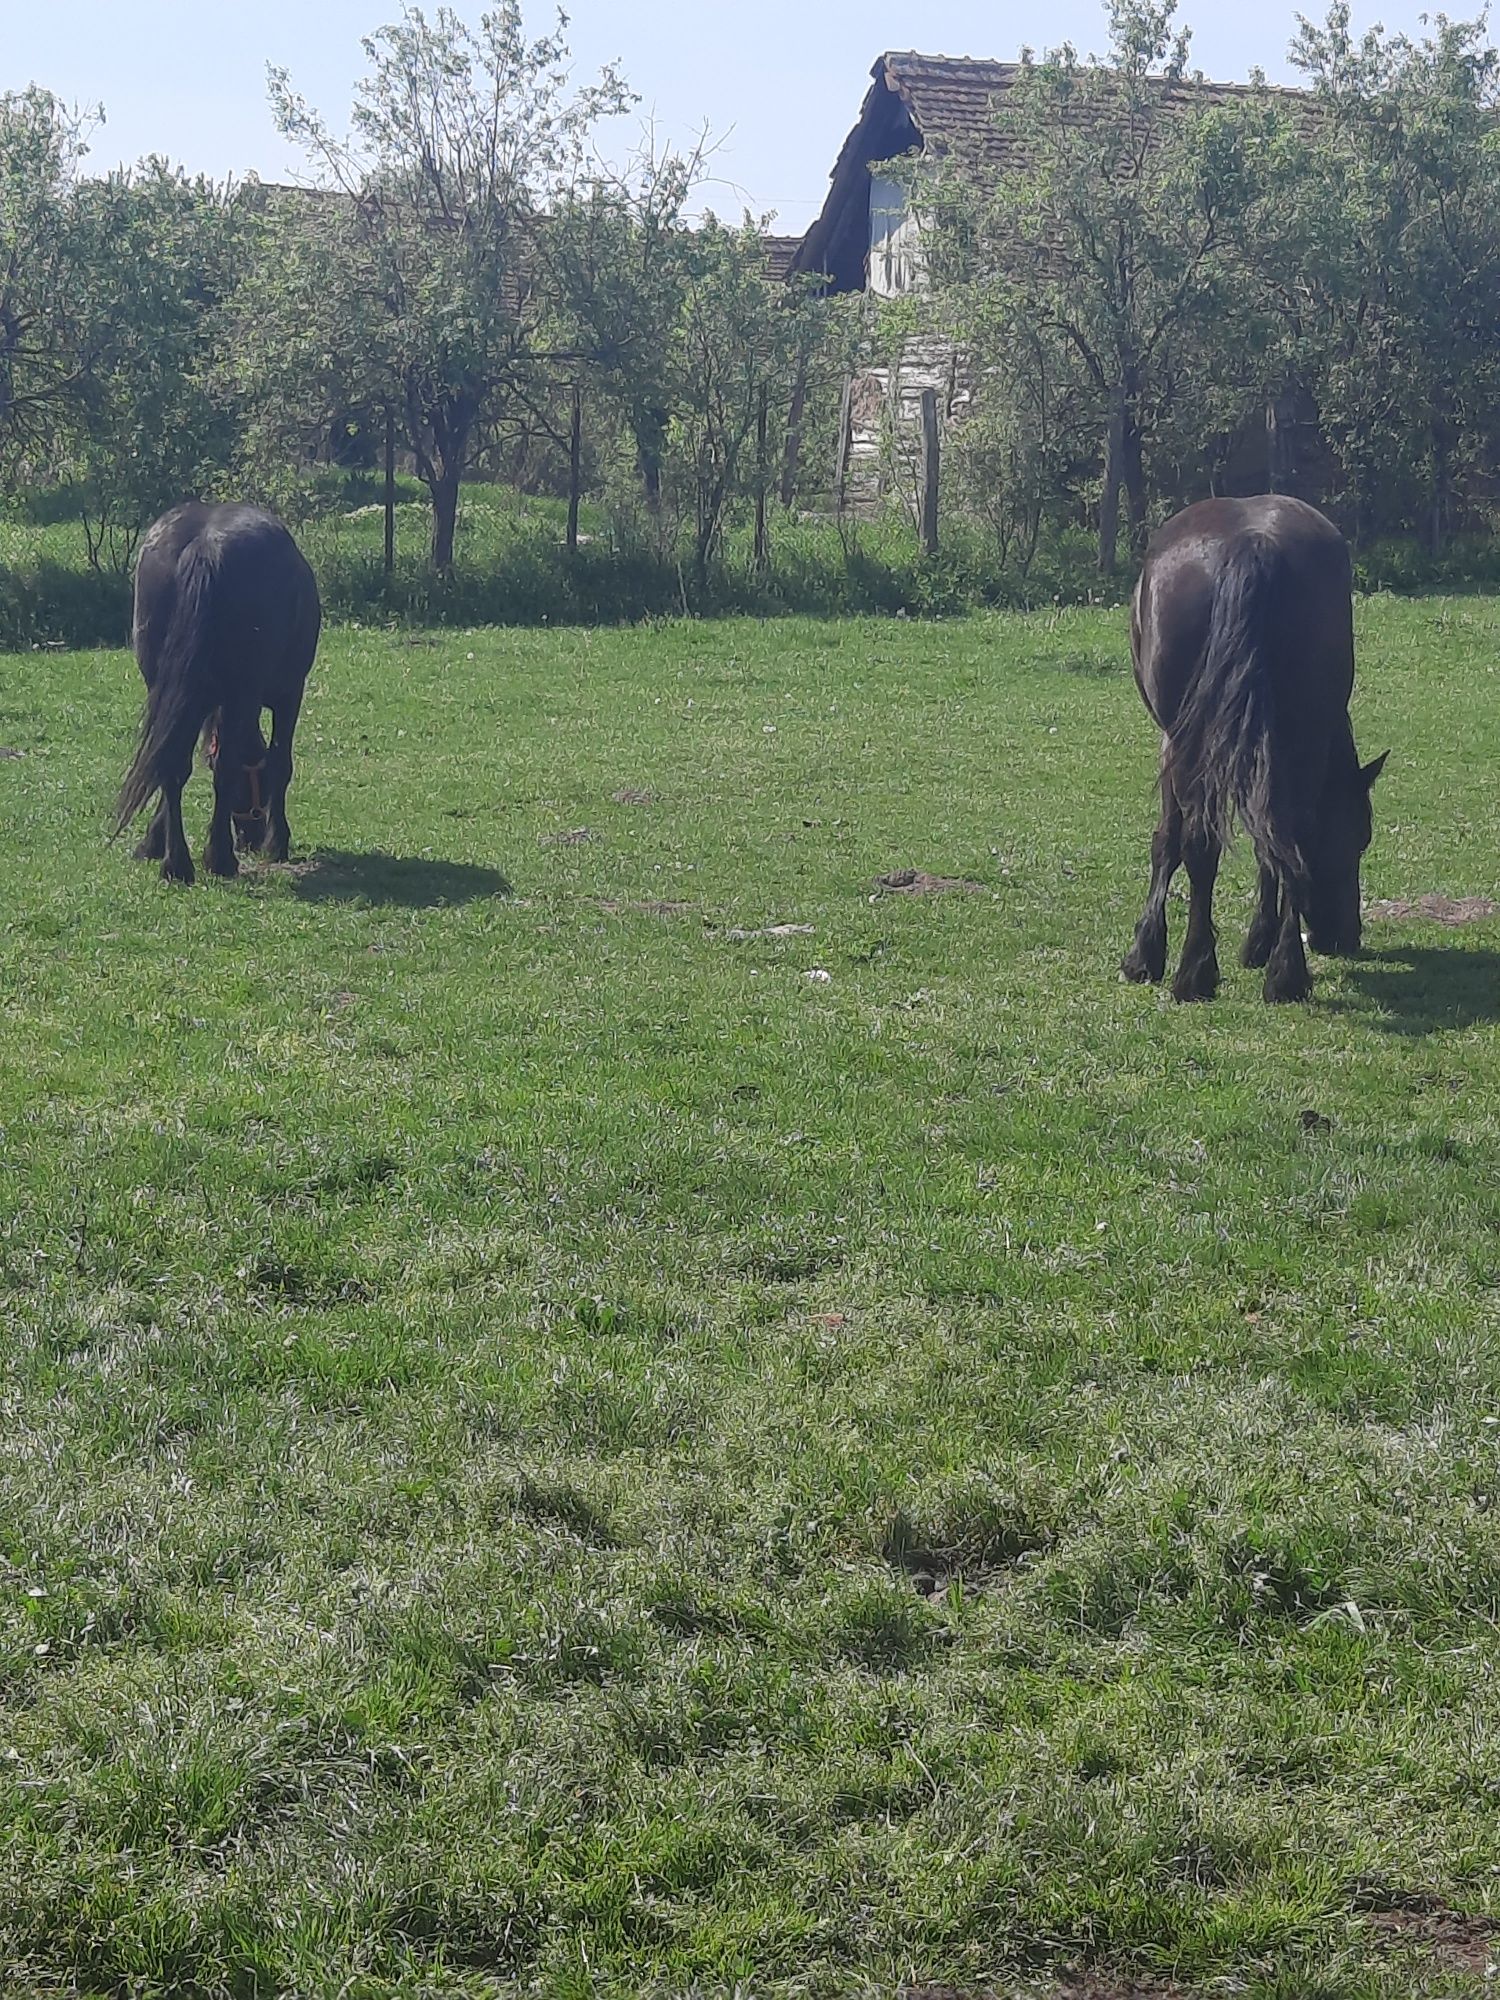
[2,600,1500,1998]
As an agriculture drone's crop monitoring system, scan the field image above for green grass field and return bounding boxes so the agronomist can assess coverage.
[3,600,1500,1998]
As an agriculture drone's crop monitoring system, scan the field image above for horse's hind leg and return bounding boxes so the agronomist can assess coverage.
[1171,828,1221,1003]
[159,769,194,886]
[134,803,168,862]
[1264,875,1312,1003]
[263,685,304,863]
[1121,766,1182,985]
[204,732,241,879]
[1242,862,1279,968]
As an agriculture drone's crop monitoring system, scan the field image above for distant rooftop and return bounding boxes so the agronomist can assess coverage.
[791,50,1305,290]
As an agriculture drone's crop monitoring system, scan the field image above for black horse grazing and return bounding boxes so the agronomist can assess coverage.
[1121,495,1386,1003]
[116,503,321,884]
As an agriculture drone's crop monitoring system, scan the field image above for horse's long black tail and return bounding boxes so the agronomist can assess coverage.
[115,541,223,833]
[1167,532,1302,878]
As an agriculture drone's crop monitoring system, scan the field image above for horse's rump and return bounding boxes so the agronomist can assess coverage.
[1161,530,1302,876]
[117,502,319,885]
[1124,495,1377,999]
[1135,496,1354,875]
[118,505,318,833]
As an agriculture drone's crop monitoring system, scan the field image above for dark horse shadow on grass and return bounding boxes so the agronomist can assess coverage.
[289,848,512,909]
[1337,944,1500,1036]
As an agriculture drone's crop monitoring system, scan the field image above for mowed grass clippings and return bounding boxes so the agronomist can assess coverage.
[1,601,1499,2000]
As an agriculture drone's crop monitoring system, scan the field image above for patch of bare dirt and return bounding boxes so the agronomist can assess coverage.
[876,869,985,896]
[540,827,596,847]
[0,746,23,759]
[596,899,693,918]
[1361,1899,1497,1973]
[722,922,815,940]
[612,786,654,806]
[1051,1981,1190,2000]
[899,1974,1189,2000]
[1366,893,1499,926]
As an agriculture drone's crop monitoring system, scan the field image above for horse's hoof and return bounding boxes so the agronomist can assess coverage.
[1172,961,1220,1004]
[204,854,239,880]
[160,858,195,887]
[1265,970,1312,1004]
[1120,942,1164,984]
[1241,935,1275,970]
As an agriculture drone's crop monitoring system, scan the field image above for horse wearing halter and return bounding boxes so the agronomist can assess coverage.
[207,728,269,835]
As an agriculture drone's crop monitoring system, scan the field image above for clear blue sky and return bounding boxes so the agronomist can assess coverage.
[7,0,1454,233]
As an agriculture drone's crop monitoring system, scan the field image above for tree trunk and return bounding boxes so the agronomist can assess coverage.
[408,388,476,576]
[567,384,583,555]
[1121,414,1146,553]
[1098,385,1146,573]
[1267,391,1293,496]
[1098,406,1125,575]
[429,466,460,573]
[696,460,733,589]
[636,409,667,515]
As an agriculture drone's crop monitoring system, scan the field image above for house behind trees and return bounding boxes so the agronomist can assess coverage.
[790,51,1330,518]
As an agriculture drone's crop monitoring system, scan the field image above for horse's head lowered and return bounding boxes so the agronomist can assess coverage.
[1305,748,1388,955]
[207,726,270,850]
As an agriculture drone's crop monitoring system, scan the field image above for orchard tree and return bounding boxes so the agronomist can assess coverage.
[917,0,1273,571]
[220,182,389,516]
[536,137,705,538]
[266,3,632,570]
[65,162,236,568]
[1270,5,1500,548]
[0,88,94,475]
[663,218,851,584]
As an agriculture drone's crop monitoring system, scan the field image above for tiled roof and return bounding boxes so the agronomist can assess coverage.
[878,53,1021,161]
[791,51,1311,285]
[880,49,1306,159]
[760,234,805,282]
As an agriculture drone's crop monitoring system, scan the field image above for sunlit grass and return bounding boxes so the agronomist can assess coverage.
[2,600,1499,1996]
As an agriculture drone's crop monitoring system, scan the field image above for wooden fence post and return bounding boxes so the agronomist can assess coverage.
[566,384,582,555]
[383,406,396,577]
[919,386,940,557]
[754,385,770,573]
[833,375,854,517]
